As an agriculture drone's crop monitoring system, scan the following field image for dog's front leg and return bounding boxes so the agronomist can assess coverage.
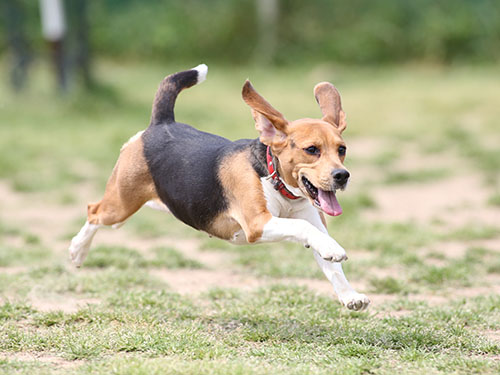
[292,207,370,311]
[256,216,347,263]
[313,253,370,311]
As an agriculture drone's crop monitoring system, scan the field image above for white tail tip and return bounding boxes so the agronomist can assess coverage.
[193,63,208,84]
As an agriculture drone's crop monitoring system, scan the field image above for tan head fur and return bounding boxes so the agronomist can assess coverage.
[242,80,350,212]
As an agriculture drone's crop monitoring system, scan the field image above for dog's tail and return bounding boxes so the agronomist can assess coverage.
[150,64,208,125]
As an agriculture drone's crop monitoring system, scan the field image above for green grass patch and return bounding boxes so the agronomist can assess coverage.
[149,247,204,269]
[488,192,500,207]
[201,237,236,251]
[463,247,500,275]
[127,209,201,239]
[369,276,409,295]
[444,224,500,241]
[0,221,21,237]
[373,150,401,167]
[413,264,471,287]
[411,249,485,288]
[338,192,377,215]
[384,168,451,185]
[84,245,203,270]
[235,243,324,279]
[333,220,435,256]
[84,245,148,269]
[437,126,500,185]
[37,268,164,296]
[1,288,498,374]
[0,246,50,267]
[487,262,500,274]
[0,301,36,321]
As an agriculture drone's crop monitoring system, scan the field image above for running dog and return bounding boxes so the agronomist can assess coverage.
[69,64,370,311]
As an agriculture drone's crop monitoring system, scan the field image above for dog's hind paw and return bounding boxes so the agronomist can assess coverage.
[68,222,100,268]
[340,292,370,311]
[68,240,89,268]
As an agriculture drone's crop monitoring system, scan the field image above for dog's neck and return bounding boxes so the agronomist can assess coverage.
[266,146,300,200]
[249,139,303,200]
[249,139,270,178]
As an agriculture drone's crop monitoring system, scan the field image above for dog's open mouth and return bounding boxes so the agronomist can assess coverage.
[302,176,343,216]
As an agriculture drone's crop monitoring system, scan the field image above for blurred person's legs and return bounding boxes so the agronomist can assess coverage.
[48,39,67,91]
[3,0,32,91]
[66,0,92,88]
[40,0,67,91]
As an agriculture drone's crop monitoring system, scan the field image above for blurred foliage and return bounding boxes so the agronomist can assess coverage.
[1,0,500,65]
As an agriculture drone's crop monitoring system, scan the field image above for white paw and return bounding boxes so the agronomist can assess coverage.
[339,292,371,311]
[68,222,99,268]
[309,233,347,263]
[68,238,90,268]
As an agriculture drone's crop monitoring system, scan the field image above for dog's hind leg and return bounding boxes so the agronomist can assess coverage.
[69,131,157,267]
[68,220,101,267]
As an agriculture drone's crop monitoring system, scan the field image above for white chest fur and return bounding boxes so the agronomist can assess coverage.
[227,178,309,245]
[260,177,310,217]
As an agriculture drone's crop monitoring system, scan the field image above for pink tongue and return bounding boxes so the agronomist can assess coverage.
[318,189,343,216]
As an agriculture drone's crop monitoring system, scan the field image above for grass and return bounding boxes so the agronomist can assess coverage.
[83,245,203,270]
[0,59,499,374]
[384,168,451,185]
[149,247,204,269]
[443,224,500,241]
[372,150,401,167]
[0,288,498,374]
[334,220,436,257]
[438,127,500,185]
[235,243,325,279]
[369,276,409,295]
[0,246,48,267]
[488,192,500,206]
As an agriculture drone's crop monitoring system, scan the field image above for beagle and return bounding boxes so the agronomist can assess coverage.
[69,64,370,311]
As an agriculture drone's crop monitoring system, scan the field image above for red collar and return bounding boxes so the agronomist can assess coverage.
[266,146,300,200]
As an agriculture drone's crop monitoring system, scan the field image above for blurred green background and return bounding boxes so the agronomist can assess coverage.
[1,2,500,374]
[1,0,499,192]
[2,0,500,66]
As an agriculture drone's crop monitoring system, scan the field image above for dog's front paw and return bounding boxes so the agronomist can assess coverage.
[308,233,347,263]
[339,292,370,311]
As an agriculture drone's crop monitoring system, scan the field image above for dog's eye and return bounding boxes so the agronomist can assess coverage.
[304,146,320,156]
[338,145,346,157]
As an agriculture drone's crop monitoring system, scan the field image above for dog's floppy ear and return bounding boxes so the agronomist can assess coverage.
[242,80,288,146]
[314,82,346,133]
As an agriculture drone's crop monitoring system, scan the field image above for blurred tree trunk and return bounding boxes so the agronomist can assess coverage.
[255,0,279,64]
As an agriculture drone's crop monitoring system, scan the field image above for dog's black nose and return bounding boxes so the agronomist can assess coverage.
[333,169,350,185]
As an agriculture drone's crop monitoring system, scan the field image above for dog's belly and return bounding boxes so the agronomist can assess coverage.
[228,229,248,244]
[206,212,245,242]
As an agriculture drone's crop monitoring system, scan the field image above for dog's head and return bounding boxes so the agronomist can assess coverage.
[242,80,349,216]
